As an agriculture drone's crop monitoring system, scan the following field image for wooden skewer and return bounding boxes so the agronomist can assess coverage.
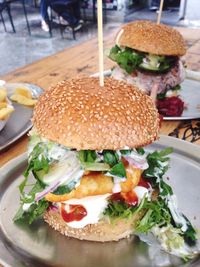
[97,0,104,86]
[157,0,164,24]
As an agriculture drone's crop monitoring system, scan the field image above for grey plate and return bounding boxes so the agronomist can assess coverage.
[0,83,43,152]
[91,70,200,120]
[0,135,200,267]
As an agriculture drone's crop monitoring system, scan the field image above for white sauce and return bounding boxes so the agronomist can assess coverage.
[167,195,188,232]
[112,176,123,193]
[116,29,124,46]
[60,194,111,228]
[152,225,198,258]
[47,145,70,161]
[112,182,121,193]
[59,186,150,229]
[22,202,33,211]
[134,186,149,202]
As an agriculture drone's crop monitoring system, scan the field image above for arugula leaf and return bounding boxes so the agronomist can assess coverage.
[14,181,48,224]
[157,85,181,100]
[109,45,144,74]
[109,161,126,178]
[104,200,136,219]
[78,150,97,163]
[21,181,45,203]
[120,149,132,156]
[136,197,171,233]
[103,150,119,167]
[143,147,173,180]
[136,147,145,155]
[109,45,121,61]
[21,143,50,194]
[14,200,49,224]
[171,84,181,91]
[159,180,173,196]
[157,92,167,100]
[183,220,197,246]
[53,185,71,195]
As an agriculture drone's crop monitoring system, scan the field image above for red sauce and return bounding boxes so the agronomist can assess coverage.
[110,192,138,207]
[61,204,87,223]
[110,192,124,202]
[122,191,138,206]
[138,177,150,189]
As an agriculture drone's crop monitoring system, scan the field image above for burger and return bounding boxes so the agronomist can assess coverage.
[109,20,187,117]
[14,77,197,259]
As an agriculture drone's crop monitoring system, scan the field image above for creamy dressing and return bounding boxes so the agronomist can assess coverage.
[60,194,111,228]
[167,195,188,232]
[134,186,149,202]
[152,225,198,258]
[22,202,33,211]
[47,145,70,161]
[112,176,124,193]
[59,186,150,229]
[116,29,124,46]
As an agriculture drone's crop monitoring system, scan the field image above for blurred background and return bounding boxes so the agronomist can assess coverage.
[0,0,199,75]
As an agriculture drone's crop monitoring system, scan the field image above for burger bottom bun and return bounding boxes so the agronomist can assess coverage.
[44,209,144,242]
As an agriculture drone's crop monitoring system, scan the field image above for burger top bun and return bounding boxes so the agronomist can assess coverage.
[33,77,160,150]
[116,20,186,56]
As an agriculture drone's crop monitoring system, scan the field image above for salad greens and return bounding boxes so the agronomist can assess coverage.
[109,45,176,74]
[109,45,144,74]
[157,85,182,100]
[14,133,198,259]
[104,147,197,249]
[14,181,49,224]
[78,149,127,178]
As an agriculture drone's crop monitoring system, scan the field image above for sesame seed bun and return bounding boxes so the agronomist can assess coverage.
[33,77,160,150]
[117,20,186,56]
[44,209,143,242]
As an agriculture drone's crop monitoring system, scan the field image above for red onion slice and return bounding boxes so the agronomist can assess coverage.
[124,155,149,170]
[35,165,82,202]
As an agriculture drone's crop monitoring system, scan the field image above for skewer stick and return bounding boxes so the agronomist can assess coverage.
[97,0,104,86]
[157,0,164,24]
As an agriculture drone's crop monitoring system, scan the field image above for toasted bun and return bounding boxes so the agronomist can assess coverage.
[44,209,143,242]
[117,20,186,56]
[33,77,160,150]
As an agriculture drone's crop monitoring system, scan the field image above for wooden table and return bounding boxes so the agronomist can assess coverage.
[0,26,200,167]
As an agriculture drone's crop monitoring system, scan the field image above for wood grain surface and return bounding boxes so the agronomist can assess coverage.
[0,27,200,168]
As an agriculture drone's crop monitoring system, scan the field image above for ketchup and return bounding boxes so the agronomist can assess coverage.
[138,177,150,189]
[122,191,138,206]
[61,204,87,223]
[110,192,138,207]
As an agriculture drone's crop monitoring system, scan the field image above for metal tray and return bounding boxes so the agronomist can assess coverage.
[91,70,200,120]
[0,83,43,152]
[0,135,200,267]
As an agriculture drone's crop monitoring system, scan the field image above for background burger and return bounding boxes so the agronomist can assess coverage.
[109,20,187,117]
[14,77,197,259]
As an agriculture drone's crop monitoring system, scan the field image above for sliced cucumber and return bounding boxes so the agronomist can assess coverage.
[139,62,160,71]
[81,162,111,171]
[34,159,81,186]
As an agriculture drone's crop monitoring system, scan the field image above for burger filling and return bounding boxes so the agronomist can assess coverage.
[109,45,185,116]
[14,130,198,259]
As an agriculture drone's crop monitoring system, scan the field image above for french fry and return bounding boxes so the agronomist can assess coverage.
[0,102,7,109]
[0,88,7,102]
[15,87,32,99]
[0,106,14,120]
[10,94,37,106]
